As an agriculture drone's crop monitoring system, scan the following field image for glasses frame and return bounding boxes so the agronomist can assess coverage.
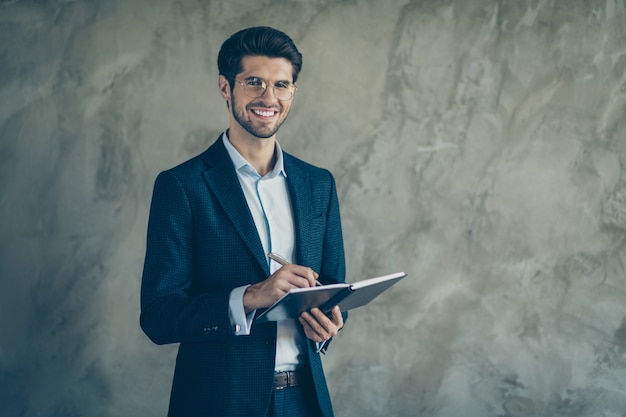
[228,76,297,101]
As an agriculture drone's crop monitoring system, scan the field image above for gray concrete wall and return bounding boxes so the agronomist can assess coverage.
[2,1,626,416]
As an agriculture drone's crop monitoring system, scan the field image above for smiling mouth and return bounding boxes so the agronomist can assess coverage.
[251,108,278,118]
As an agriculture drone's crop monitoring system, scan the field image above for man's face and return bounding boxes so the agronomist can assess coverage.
[225,56,296,139]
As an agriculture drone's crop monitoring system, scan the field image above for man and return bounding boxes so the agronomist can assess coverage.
[140,26,346,417]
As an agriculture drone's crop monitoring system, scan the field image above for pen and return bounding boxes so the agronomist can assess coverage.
[268,252,322,286]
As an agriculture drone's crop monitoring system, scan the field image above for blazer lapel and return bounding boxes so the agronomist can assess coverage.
[284,155,313,266]
[201,139,269,276]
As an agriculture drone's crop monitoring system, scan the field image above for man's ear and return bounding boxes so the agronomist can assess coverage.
[218,75,231,104]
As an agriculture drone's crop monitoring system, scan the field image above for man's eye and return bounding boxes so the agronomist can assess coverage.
[275,82,291,90]
[245,78,264,87]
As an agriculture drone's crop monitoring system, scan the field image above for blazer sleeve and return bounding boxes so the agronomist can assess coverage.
[313,171,348,353]
[139,170,234,345]
[319,172,346,287]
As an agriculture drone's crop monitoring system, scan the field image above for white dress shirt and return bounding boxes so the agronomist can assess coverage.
[223,133,306,371]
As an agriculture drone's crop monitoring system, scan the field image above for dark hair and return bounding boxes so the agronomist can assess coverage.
[217,26,303,87]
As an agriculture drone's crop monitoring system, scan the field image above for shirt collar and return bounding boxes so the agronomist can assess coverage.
[221,131,287,179]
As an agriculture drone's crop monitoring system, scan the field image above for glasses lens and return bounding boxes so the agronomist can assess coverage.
[244,84,265,98]
[273,87,294,101]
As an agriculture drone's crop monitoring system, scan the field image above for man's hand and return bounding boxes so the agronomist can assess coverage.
[243,264,318,313]
[299,306,343,343]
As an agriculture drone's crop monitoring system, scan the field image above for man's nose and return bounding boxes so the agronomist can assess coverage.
[259,85,279,101]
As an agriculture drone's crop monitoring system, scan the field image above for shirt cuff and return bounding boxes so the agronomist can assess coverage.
[229,285,256,335]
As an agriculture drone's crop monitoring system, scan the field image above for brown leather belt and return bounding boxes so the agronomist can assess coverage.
[273,370,300,390]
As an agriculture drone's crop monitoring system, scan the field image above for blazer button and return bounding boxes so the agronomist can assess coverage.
[264,338,275,346]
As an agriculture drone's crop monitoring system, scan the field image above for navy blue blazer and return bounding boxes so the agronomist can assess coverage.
[140,137,346,417]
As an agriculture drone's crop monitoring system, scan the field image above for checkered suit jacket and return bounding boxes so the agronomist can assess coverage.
[140,137,346,417]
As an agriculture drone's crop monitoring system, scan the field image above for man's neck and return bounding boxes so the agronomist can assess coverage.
[227,128,277,176]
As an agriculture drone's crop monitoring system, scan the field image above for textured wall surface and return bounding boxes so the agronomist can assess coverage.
[2,1,626,416]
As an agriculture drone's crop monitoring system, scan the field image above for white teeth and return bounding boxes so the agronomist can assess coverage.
[253,109,275,117]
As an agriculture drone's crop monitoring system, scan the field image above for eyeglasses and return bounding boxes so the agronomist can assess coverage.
[229,76,297,101]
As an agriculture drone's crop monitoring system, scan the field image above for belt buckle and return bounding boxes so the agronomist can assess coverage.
[274,371,291,390]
